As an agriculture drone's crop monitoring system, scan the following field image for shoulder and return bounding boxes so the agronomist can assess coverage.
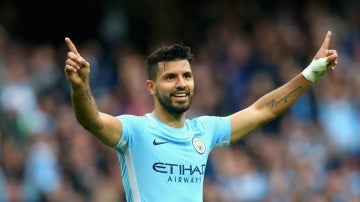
[186,115,231,128]
[117,113,155,126]
[188,115,230,123]
[117,114,145,120]
[117,113,152,120]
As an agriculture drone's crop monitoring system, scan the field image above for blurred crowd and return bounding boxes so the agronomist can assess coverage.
[0,0,360,201]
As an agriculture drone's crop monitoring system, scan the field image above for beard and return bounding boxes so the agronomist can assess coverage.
[155,88,192,114]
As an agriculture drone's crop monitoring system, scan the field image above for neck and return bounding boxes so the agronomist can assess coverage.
[152,108,186,128]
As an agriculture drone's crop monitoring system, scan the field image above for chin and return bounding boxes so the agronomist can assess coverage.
[170,104,190,114]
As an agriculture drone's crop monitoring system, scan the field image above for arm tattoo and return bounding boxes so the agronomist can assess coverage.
[85,88,99,115]
[266,86,304,109]
[85,89,94,103]
[84,88,103,129]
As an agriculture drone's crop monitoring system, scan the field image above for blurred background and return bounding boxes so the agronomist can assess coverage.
[0,0,359,201]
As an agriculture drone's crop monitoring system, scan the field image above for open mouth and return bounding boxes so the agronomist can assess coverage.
[171,92,189,101]
[173,93,187,97]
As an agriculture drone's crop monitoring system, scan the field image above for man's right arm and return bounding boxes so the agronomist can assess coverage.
[65,37,122,147]
[71,84,122,147]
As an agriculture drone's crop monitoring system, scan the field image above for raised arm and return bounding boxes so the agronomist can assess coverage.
[64,37,122,147]
[229,31,338,143]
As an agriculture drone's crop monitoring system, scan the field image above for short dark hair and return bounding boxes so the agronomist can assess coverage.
[146,43,194,80]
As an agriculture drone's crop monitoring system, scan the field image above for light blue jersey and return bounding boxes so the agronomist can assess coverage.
[114,113,231,202]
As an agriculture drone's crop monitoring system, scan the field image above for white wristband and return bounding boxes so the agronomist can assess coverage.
[302,58,328,82]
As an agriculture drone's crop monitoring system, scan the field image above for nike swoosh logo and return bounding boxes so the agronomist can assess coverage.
[153,139,169,145]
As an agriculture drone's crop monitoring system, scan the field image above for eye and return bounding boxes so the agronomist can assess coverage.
[165,74,175,80]
[183,72,192,79]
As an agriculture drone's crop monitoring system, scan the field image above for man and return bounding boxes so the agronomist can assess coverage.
[64,31,338,202]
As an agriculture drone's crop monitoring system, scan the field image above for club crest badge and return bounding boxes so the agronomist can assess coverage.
[192,137,205,154]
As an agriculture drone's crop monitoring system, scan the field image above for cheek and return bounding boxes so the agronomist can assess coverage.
[189,81,195,92]
[154,86,167,97]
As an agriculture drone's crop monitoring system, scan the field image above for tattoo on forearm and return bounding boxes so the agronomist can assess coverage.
[84,89,103,129]
[266,86,304,109]
[85,88,99,114]
[85,89,94,102]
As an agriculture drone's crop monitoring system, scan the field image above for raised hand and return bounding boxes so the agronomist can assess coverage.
[313,31,338,70]
[302,31,338,82]
[64,37,91,87]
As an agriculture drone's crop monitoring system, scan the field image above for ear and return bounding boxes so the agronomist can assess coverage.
[145,80,156,95]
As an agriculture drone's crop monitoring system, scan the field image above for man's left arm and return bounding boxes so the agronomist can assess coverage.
[229,31,338,143]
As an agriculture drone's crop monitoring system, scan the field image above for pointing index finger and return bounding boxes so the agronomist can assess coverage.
[65,37,80,55]
[320,31,332,50]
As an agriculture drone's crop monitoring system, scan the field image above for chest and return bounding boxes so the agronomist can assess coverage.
[130,126,210,167]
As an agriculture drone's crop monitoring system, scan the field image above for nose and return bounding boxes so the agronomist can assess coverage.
[176,77,187,89]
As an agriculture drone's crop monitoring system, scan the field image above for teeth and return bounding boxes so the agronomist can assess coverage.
[174,93,186,97]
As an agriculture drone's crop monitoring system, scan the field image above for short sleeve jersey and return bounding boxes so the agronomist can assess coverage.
[114,113,231,202]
